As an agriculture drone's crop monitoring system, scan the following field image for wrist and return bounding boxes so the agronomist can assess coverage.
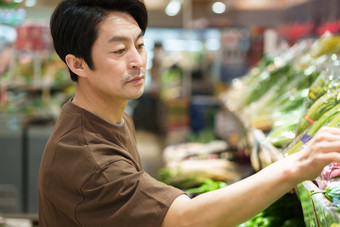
[281,151,312,185]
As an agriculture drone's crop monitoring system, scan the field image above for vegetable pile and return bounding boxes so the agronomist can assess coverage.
[225,33,340,151]
[237,194,304,227]
[224,33,340,217]
[185,179,227,198]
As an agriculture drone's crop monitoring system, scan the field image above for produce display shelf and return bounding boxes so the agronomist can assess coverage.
[250,129,340,226]
[297,181,340,227]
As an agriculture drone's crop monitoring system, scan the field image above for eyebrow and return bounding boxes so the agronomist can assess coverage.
[108,31,144,43]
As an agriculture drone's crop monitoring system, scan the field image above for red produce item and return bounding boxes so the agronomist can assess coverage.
[317,162,340,189]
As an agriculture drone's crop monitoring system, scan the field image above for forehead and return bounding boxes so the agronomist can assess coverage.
[97,11,141,40]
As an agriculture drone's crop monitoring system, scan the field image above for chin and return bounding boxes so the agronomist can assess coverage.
[129,88,145,100]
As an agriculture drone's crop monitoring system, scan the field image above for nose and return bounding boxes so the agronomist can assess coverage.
[128,47,145,69]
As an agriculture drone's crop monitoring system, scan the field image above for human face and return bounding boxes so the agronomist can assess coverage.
[84,12,147,102]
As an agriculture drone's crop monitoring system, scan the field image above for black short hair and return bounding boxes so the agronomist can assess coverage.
[50,0,148,82]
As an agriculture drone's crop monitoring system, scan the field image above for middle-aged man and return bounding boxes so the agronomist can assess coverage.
[38,0,340,226]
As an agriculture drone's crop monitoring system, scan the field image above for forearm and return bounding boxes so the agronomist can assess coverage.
[163,127,340,227]
[190,157,299,226]
[163,154,301,227]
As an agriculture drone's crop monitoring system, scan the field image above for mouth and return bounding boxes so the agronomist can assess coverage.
[126,75,145,85]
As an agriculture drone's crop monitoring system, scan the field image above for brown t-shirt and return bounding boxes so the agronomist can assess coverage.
[38,99,183,227]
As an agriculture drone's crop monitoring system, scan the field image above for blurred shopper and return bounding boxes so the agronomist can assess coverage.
[133,41,165,134]
[39,0,340,226]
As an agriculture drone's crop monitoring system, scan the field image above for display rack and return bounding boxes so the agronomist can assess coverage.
[298,181,340,226]
[248,128,340,226]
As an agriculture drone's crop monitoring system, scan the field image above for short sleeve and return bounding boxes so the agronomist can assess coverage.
[76,159,184,227]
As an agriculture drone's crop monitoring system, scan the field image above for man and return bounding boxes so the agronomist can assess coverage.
[39,1,183,226]
[39,0,340,226]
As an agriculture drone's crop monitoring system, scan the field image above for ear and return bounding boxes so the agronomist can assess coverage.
[65,54,87,78]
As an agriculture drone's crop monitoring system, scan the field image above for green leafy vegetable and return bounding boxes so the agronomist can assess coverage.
[312,181,340,208]
[185,179,227,196]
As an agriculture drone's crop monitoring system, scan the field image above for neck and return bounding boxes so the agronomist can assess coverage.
[72,86,127,124]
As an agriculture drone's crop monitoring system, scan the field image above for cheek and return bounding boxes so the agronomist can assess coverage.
[142,51,147,65]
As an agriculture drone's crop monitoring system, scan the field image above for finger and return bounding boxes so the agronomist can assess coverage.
[315,133,340,143]
[312,131,340,144]
[309,141,340,154]
[318,126,340,135]
[313,152,340,164]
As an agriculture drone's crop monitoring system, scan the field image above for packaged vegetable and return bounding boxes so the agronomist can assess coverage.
[312,181,340,209]
[306,56,340,107]
[285,103,340,155]
[296,90,340,136]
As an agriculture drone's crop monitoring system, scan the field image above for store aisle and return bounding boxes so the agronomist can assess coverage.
[136,130,166,179]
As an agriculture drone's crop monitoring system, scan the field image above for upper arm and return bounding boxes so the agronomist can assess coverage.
[161,194,191,227]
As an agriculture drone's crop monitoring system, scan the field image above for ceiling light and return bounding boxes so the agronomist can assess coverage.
[212,2,226,14]
[165,0,182,16]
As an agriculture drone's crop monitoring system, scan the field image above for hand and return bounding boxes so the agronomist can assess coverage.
[292,127,340,182]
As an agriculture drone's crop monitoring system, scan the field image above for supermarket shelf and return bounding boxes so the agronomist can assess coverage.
[297,181,340,226]
[250,129,340,226]
[3,80,73,92]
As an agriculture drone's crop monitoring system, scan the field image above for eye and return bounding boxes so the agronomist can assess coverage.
[137,43,145,50]
[113,48,126,54]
